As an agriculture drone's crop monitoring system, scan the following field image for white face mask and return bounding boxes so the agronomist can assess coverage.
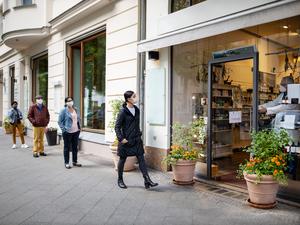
[132,96,139,104]
[36,99,43,104]
[279,85,286,93]
[66,101,74,107]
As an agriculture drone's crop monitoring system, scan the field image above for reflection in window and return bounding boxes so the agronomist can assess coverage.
[33,55,48,105]
[83,35,106,130]
[171,0,206,12]
[22,0,33,5]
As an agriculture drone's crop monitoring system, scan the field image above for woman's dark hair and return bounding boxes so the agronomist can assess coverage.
[64,97,73,103]
[11,101,18,106]
[123,91,134,107]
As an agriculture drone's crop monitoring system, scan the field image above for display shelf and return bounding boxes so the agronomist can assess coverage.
[213,95,232,98]
[213,129,232,133]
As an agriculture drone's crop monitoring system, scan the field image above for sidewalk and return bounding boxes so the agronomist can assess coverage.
[0,129,299,225]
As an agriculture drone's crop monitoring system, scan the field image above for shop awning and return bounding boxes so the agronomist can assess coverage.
[137,0,300,53]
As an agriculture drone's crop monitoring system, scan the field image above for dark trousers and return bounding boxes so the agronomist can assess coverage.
[118,154,148,179]
[62,131,80,164]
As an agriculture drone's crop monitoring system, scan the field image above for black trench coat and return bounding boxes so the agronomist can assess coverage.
[115,105,144,157]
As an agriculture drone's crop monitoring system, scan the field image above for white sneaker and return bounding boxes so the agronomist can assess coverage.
[12,144,17,149]
[21,144,29,148]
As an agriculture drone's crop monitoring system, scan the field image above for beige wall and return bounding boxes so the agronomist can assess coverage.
[0,0,139,146]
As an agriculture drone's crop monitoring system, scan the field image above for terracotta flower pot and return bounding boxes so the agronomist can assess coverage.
[172,159,196,183]
[4,127,12,134]
[244,173,279,205]
[110,145,137,172]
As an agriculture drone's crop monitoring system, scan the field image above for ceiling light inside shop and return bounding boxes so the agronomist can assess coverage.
[283,25,289,29]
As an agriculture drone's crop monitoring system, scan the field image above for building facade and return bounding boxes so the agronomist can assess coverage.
[0,0,141,159]
[1,0,300,204]
[139,0,300,203]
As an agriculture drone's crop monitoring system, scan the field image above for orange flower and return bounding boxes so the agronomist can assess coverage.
[271,158,276,163]
[273,170,278,175]
[276,161,280,166]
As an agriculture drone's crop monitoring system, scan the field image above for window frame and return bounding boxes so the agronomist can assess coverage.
[68,31,106,134]
[32,53,48,105]
[9,65,15,104]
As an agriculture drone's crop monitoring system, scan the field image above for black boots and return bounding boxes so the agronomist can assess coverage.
[118,178,127,189]
[144,175,158,189]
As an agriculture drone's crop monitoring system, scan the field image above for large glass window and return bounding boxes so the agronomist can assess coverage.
[9,66,15,104]
[32,54,48,105]
[69,32,106,132]
[172,15,300,202]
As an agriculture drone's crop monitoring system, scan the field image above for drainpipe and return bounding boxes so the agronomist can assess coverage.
[137,0,146,140]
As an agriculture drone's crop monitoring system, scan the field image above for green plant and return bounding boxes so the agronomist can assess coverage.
[238,129,292,184]
[163,121,204,165]
[108,99,123,146]
[3,116,12,129]
[191,117,206,144]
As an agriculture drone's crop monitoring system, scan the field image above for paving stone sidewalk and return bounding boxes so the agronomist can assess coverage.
[0,129,299,225]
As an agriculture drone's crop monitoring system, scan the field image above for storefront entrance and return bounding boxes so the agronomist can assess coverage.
[172,15,300,203]
[207,46,258,187]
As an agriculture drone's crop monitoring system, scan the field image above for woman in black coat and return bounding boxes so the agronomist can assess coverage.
[115,90,158,189]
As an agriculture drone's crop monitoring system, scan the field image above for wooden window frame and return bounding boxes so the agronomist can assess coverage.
[68,31,106,134]
[32,53,48,105]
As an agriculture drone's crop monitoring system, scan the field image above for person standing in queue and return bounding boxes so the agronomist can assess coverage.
[58,97,82,169]
[115,90,158,189]
[8,101,29,149]
[27,95,50,158]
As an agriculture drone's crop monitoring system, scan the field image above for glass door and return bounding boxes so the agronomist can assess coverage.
[210,60,253,186]
[207,46,259,187]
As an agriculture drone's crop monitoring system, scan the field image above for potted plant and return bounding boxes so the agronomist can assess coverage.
[108,99,137,171]
[45,127,58,146]
[3,116,12,134]
[238,129,291,208]
[190,118,219,177]
[164,122,201,184]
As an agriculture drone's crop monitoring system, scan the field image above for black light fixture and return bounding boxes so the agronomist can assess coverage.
[148,51,159,61]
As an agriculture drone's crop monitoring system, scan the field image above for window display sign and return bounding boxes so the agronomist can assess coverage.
[229,111,242,124]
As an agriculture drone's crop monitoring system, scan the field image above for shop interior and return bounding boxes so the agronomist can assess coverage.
[172,15,300,202]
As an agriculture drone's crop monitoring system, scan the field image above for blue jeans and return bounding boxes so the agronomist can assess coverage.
[62,131,80,164]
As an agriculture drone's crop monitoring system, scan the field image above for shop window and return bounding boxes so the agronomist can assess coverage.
[171,0,206,13]
[32,54,48,105]
[171,15,300,202]
[68,32,106,132]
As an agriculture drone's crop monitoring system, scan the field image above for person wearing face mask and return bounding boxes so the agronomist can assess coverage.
[27,95,50,158]
[115,90,158,189]
[58,97,82,169]
[8,101,29,149]
[259,75,299,115]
